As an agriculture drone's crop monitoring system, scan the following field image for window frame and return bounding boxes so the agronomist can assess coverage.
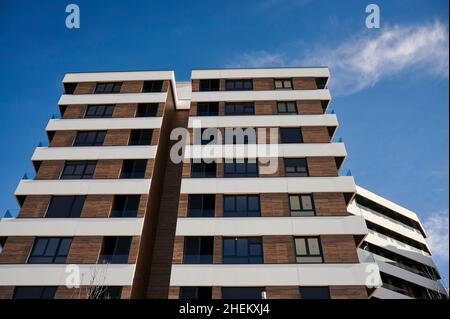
[94,82,122,94]
[225,79,253,91]
[197,102,219,116]
[136,103,158,117]
[60,160,97,179]
[73,131,106,147]
[129,129,153,146]
[277,101,298,114]
[190,161,217,178]
[224,160,259,178]
[294,237,324,263]
[224,102,255,116]
[222,237,263,264]
[223,195,261,217]
[120,159,147,179]
[45,195,86,218]
[187,194,215,217]
[280,128,303,144]
[274,79,293,90]
[183,237,214,264]
[110,195,140,218]
[12,287,57,299]
[99,236,132,264]
[84,105,115,118]
[27,237,72,264]
[199,79,220,92]
[289,194,315,217]
[284,158,308,177]
[143,80,163,93]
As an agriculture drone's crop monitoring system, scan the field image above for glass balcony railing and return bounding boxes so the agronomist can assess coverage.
[367,229,430,256]
[356,203,422,235]
[357,248,376,263]
[382,282,411,296]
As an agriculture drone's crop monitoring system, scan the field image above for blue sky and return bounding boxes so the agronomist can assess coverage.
[0,0,448,282]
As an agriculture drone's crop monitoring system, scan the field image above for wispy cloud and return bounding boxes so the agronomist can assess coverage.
[227,21,449,95]
[423,210,449,261]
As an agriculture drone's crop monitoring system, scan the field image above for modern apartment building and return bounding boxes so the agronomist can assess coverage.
[350,186,447,299]
[0,67,444,299]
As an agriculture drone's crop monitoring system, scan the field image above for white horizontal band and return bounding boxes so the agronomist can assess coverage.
[32,146,158,161]
[0,264,135,286]
[188,114,338,128]
[349,203,428,247]
[0,218,144,237]
[15,179,151,196]
[170,263,381,287]
[46,117,162,131]
[371,287,412,299]
[191,68,330,79]
[175,216,368,237]
[63,70,174,83]
[364,231,435,267]
[58,92,167,105]
[191,90,331,103]
[183,143,346,159]
[180,176,356,194]
[374,254,446,293]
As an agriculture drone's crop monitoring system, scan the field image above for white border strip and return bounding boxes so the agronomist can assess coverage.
[15,179,151,196]
[0,218,144,237]
[175,216,368,237]
[46,117,162,131]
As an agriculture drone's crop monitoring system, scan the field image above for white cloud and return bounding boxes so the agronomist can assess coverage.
[423,210,449,261]
[227,21,449,95]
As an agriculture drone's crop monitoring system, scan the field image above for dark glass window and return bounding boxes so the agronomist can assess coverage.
[277,102,297,114]
[187,194,215,217]
[64,83,77,95]
[224,128,256,144]
[45,196,85,218]
[197,102,219,116]
[199,79,220,92]
[99,237,132,264]
[191,161,216,178]
[223,237,263,264]
[295,237,323,263]
[299,287,330,299]
[13,287,57,299]
[180,287,212,300]
[94,287,123,299]
[95,82,122,94]
[225,79,253,91]
[315,77,328,90]
[223,195,260,217]
[222,287,264,299]
[129,129,153,145]
[183,237,213,264]
[225,103,255,115]
[280,128,303,143]
[284,158,308,177]
[289,194,315,217]
[84,105,114,118]
[0,237,6,253]
[110,195,140,217]
[28,238,72,264]
[274,79,293,90]
[61,160,96,179]
[143,80,163,93]
[73,131,106,146]
[120,160,147,179]
[224,160,258,177]
[136,103,158,117]
[199,128,219,145]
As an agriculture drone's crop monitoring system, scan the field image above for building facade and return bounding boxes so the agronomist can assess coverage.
[350,186,447,299]
[0,67,445,299]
